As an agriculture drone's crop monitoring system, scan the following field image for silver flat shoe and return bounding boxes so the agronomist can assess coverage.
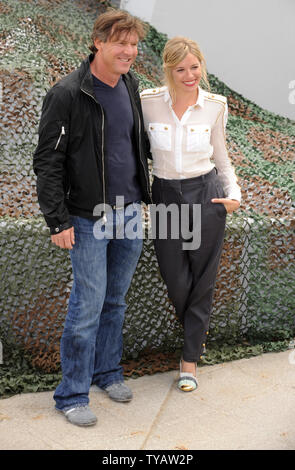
[178,360,198,392]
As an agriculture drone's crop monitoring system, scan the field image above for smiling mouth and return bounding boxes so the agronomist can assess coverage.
[183,80,197,86]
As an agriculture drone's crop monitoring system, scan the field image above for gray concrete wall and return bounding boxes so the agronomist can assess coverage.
[120,0,295,120]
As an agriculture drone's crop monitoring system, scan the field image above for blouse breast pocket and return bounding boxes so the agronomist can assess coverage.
[186,124,211,152]
[148,123,172,151]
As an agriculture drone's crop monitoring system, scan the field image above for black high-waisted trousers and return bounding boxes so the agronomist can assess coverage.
[152,168,226,362]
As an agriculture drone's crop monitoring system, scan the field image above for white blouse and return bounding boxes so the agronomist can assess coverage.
[140,86,241,202]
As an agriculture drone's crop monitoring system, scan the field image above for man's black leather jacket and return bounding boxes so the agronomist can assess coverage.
[33,54,152,235]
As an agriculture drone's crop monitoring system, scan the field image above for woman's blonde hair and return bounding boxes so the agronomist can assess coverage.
[162,36,210,103]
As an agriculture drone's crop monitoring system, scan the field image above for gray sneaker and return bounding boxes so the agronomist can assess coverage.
[58,404,97,426]
[104,382,133,402]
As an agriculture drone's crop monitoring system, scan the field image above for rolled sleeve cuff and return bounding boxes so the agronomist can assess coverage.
[226,188,242,203]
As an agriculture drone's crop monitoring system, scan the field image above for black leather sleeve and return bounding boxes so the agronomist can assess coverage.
[33,84,72,233]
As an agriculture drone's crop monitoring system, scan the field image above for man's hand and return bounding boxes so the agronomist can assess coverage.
[51,227,75,249]
[211,198,240,214]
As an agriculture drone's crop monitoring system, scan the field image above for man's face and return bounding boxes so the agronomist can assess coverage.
[94,30,139,78]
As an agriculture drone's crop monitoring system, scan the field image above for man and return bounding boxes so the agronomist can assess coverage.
[33,9,151,427]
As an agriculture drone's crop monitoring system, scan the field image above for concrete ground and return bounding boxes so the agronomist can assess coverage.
[0,350,295,450]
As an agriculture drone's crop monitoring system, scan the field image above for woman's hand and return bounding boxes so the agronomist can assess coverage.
[211,198,240,214]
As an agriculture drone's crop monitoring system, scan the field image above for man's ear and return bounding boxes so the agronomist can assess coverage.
[94,38,103,52]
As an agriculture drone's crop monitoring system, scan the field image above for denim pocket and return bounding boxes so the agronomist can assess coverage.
[70,215,95,234]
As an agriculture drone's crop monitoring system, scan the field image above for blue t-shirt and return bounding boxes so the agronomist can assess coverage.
[92,74,142,206]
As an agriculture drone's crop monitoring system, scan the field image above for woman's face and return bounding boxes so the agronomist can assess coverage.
[171,52,202,95]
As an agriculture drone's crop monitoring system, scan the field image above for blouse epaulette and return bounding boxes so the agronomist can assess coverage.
[140,87,166,99]
[204,91,227,107]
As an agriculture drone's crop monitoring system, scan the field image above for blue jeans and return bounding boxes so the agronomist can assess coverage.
[54,203,143,410]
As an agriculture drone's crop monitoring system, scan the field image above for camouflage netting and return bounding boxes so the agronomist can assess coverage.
[0,0,294,396]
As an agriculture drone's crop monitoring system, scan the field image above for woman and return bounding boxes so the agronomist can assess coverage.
[141,37,241,392]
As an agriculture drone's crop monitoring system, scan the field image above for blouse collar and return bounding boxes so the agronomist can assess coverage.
[163,85,205,108]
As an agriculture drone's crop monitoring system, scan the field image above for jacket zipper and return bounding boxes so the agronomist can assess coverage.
[136,108,152,202]
[54,126,65,150]
[100,109,107,223]
[80,87,107,223]
[66,184,71,199]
